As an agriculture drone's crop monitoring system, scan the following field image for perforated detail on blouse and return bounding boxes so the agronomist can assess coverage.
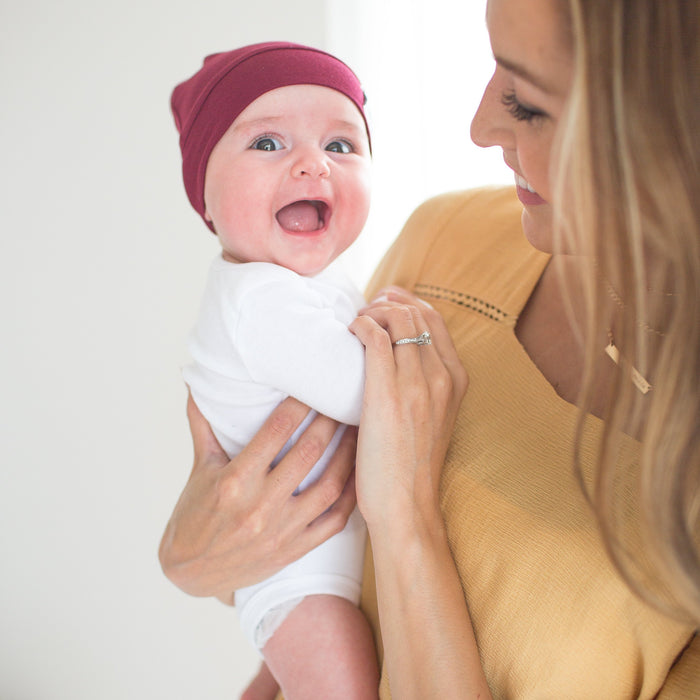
[414,283,514,325]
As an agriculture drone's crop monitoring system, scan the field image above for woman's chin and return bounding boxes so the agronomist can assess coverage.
[521,206,554,254]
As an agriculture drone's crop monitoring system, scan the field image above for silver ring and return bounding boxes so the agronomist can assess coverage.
[394,331,432,346]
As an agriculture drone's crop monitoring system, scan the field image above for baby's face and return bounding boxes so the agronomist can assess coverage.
[203,84,371,276]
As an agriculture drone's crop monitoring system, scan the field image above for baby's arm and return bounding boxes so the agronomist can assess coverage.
[234,273,366,426]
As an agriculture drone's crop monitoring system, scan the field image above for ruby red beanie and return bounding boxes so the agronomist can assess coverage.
[171,41,369,231]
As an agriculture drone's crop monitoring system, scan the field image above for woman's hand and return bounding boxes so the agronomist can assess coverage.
[158,395,357,604]
[350,286,491,699]
[350,286,468,530]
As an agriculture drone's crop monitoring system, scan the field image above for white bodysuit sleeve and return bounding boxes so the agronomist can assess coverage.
[229,271,365,426]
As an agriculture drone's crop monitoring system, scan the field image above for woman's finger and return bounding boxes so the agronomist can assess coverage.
[238,397,313,482]
[350,313,406,403]
[293,425,358,527]
[380,287,468,386]
[186,391,228,470]
[355,302,433,383]
[372,285,434,309]
[358,291,467,398]
[305,467,358,542]
[261,410,338,496]
[250,423,358,568]
[164,397,359,597]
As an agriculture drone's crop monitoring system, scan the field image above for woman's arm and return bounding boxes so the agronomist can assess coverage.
[158,394,357,603]
[351,287,492,699]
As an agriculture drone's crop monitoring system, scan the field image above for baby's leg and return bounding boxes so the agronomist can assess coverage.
[263,594,379,700]
[240,661,279,700]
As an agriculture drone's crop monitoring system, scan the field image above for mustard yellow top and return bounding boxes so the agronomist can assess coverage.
[360,187,698,699]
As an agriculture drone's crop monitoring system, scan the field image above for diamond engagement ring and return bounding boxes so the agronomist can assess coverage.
[393,331,432,346]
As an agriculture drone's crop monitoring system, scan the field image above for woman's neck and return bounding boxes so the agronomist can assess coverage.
[516,256,657,439]
[515,256,614,419]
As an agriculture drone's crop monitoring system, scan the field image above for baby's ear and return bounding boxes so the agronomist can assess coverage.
[203,210,218,235]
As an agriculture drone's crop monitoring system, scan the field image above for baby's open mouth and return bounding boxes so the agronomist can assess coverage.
[276,200,329,233]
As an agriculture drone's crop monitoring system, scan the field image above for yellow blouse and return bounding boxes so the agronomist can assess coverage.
[360,187,698,699]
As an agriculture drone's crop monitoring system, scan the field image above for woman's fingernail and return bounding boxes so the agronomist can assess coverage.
[371,293,389,303]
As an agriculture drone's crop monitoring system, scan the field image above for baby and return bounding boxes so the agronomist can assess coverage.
[171,42,378,699]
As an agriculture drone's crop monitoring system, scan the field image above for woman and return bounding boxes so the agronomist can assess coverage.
[160,0,699,696]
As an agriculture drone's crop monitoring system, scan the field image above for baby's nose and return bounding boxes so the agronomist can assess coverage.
[291,147,331,178]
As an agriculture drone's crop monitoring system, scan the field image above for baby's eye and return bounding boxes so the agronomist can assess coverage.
[325,140,353,154]
[252,136,283,151]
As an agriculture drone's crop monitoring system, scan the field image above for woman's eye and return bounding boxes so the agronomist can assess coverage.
[252,136,283,151]
[501,91,547,123]
[326,140,352,154]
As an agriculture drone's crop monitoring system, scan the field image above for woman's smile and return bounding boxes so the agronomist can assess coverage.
[514,173,547,205]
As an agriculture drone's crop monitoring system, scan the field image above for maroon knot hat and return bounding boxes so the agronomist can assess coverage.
[171,41,370,232]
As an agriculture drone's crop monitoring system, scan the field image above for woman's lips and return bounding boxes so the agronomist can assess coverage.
[275,200,329,233]
[514,173,547,206]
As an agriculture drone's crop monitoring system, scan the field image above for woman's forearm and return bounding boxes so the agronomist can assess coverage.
[369,512,492,700]
[351,289,490,697]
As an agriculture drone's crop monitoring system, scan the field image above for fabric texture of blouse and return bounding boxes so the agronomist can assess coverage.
[360,187,698,699]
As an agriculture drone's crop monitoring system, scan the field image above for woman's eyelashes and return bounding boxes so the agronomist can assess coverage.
[501,90,547,123]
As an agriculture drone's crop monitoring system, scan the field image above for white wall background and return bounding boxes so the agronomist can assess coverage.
[0,1,509,698]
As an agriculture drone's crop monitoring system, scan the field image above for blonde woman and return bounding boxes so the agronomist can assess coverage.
[160,0,699,696]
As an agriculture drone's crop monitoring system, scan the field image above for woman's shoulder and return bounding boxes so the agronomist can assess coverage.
[406,186,529,260]
[366,187,545,308]
[406,186,523,230]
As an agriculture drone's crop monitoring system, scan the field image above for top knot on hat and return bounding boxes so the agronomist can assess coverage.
[171,41,369,231]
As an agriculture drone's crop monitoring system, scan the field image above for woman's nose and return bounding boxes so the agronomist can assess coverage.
[470,74,512,150]
[291,146,331,179]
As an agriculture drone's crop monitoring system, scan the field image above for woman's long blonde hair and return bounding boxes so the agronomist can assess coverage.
[554,0,700,623]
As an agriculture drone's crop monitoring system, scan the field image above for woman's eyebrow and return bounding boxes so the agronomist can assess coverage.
[495,54,559,95]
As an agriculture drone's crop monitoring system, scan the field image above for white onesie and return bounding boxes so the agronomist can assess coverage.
[183,255,367,649]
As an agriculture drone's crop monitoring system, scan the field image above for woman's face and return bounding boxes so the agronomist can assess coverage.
[471,0,573,252]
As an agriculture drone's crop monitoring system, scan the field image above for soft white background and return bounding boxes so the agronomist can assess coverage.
[0,1,509,698]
